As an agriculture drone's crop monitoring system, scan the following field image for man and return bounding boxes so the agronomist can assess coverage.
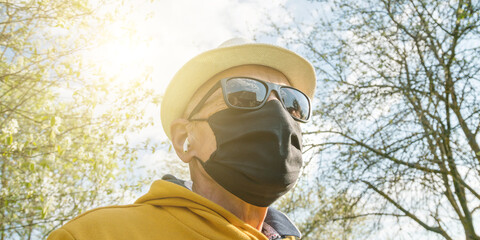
[47,38,316,240]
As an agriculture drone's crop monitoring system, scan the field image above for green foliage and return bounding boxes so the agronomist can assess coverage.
[0,0,158,239]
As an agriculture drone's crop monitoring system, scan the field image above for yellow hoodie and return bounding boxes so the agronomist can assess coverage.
[47,176,300,240]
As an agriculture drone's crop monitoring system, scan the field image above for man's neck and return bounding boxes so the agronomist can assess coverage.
[190,163,268,230]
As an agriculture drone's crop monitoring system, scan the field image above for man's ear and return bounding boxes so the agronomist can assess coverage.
[170,118,195,163]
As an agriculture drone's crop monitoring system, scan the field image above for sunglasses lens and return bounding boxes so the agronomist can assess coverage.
[280,87,310,121]
[225,78,267,108]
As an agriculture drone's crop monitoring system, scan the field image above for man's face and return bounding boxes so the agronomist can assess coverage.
[183,64,292,162]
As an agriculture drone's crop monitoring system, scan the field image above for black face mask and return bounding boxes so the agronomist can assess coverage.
[195,100,303,207]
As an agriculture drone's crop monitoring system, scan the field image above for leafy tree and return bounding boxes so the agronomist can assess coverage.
[0,1,158,239]
[269,0,480,239]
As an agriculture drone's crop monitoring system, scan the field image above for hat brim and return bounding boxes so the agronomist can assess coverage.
[161,43,316,139]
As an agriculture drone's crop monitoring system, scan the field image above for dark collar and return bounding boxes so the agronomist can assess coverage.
[264,207,301,238]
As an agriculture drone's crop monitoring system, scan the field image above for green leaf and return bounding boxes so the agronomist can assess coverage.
[50,116,56,126]
[6,135,13,145]
[50,130,56,139]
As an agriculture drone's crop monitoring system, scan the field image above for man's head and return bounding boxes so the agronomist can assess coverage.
[161,38,316,207]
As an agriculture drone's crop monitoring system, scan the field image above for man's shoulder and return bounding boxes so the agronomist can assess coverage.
[67,203,147,224]
[61,203,152,230]
[48,203,162,240]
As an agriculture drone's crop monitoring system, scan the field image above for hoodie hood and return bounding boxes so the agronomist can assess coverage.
[136,175,301,239]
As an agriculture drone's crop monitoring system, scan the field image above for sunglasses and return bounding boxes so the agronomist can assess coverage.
[188,77,311,122]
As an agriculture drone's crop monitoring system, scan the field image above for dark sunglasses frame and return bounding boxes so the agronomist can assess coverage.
[187,77,311,122]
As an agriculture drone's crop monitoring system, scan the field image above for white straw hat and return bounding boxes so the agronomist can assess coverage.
[161,38,316,139]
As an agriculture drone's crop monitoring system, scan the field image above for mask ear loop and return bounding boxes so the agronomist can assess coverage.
[187,81,222,120]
